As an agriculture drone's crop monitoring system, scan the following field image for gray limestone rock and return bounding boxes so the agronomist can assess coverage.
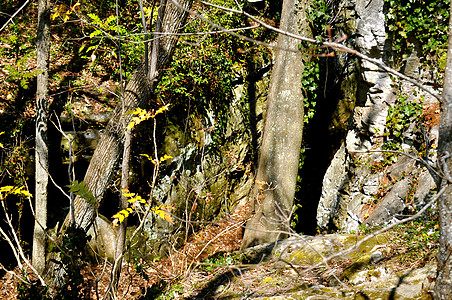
[86,214,118,261]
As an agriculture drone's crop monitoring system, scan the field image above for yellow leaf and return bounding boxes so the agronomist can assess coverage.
[72,2,81,10]
[121,209,129,218]
[159,154,173,163]
[126,120,135,131]
[15,186,32,198]
[152,205,175,224]
[164,213,174,224]
[162,205,176,210]
[140,154,152,160]
[128,195,142,203]
[112,212,124,223]
[51,12,60,21]
[0,186,14,192]
[122,192,136,197]
[153,104,171,117]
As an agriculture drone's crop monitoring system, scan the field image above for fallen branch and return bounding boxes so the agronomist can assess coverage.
[0,0,30,33]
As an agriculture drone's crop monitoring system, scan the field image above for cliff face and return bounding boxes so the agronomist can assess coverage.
[49,0,441,261]
[315,0,440,233]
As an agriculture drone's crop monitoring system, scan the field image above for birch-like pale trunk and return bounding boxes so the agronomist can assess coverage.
[33,0,50,275]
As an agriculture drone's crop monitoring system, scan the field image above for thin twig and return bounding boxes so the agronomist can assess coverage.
[0,201,46,285]
[350,149,441,183]
[194,0,442,102]
[0,0,30,32]
[298,186,445,275]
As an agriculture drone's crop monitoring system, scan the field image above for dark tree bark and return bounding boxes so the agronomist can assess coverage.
[33,0,50,275]
[241,0,309,248]
[434,1,452,298]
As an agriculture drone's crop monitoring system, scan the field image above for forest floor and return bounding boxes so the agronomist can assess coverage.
[0,4,440,299]
[0,204,438,299]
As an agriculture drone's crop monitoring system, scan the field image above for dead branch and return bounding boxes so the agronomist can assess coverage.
[0,0,30,32]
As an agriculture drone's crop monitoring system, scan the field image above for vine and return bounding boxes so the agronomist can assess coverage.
[385,0,450,78]
[382,84,425,164]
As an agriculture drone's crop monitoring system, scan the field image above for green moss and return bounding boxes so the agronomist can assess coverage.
[342,254,372,280]
[290,248,324,265]
[288,234,389,268]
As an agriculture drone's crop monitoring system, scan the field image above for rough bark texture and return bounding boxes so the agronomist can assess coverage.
[47,0,193,289]
[241,0,308,248]
[63,0,193,232]
[434,2,452,298]
[107,130,131,300]
[33,0,50,275]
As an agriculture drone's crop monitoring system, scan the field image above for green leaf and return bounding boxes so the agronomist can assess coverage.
[67,180,97,205]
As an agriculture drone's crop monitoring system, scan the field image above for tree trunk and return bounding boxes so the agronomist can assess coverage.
[33,0,50,275]
[434,1,452,298]
[241,0,309,248]
[106,130,131,300]
[46,0,193,290]
[63,0,193,232]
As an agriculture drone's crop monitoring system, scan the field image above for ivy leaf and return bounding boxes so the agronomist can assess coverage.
[67,180,97,206]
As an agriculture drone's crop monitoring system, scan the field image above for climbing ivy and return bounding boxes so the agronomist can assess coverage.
[301,59,320,124]
[385,91,423,144]
[383,85,425,164]
[299,0,330,125]
[385,0,450,76]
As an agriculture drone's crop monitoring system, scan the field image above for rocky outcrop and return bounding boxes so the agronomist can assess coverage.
[127,53,271,260]
[86,214,118,262]
[232,233,435,300]
[316,0,439,232]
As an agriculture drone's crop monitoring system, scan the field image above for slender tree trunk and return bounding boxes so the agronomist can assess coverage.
[33,0,50,275]
[106,130,131,300]
[46,0,193,290]
[241,0,309,248]
[434,1,452,298]
[62,0,193,233]
[106,3,163,297]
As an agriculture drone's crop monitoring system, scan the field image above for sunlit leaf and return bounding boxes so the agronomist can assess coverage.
[140,154,152,160]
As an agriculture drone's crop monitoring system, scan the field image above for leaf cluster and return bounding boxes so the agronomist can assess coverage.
[63,0,151,80]
[112,188,175,226]
[299,0,330,125]
[0,185,32,200]
[126,104,170,131]
[302,59,320,124]
[383,86,424,163]
[385,92,422,141]
[1,17,37,92]
[390,218,439,264]
[385,0,450,75]
[155,1,265,145]
[67,180,97,206]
